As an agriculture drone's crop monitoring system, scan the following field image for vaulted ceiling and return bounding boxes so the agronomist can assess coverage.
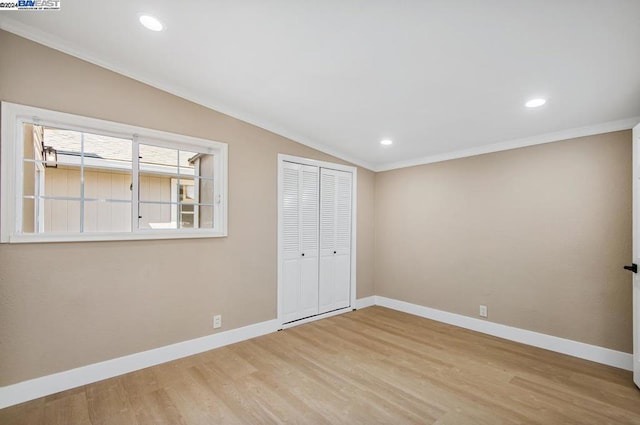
[2,1,639,170]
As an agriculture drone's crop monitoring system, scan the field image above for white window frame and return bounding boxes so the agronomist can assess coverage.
[1,102,228,243]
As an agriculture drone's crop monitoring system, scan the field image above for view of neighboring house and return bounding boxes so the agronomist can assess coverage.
[22,124,215,234]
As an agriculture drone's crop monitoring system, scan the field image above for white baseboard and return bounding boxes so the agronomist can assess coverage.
[1,295,632,409]
[0,296,374,409]
[0,318,279,409]
[355,296,376,309]
[374,296,633,371]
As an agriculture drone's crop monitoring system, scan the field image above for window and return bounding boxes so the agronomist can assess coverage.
[1,102,227,242]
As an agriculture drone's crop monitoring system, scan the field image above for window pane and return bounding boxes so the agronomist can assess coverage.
[22,160,40,197]
[198,177,215,204]
[177,178,195,202]
[23,123,44,160]
[179,150,198,176]
[44,127,82,155]
[179,203,195,228]
[139,202,176,229]
[40,128,79,168]
[84,169,132,202]
[139,174,173,202]
[84,200,131,233]
[40,127,134,169]
[80,133,133,203]
[23,124,37,158]
[178,204,214,229]
[189,152,214,179]
[23,161,86,200]
[43,199,81,233]
[139,144,178,175]
[21,198,36,233]
[44,164,82,199]
[199,205,214,229]
[84,133,132,164]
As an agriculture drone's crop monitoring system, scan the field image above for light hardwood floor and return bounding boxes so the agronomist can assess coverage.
[2,306,639,424]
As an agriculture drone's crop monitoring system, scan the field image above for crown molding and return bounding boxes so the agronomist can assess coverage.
[1,19,637,174]
[374,116,640,172]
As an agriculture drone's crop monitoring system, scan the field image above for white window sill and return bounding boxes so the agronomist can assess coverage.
[4,230,227,243]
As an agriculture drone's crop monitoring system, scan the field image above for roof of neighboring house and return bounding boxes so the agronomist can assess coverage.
[44,127,197,170]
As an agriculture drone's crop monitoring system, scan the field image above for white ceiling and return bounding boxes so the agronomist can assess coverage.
[2,1,640,171]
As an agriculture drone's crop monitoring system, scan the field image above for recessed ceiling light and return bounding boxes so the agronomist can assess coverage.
[380,139,393,146]
[139,15,164,32]
[525,98,546,108]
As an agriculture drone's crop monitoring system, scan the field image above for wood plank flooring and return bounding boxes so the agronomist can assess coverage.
[1,306,639,424]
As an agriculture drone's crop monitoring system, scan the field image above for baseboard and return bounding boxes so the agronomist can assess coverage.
[0,296,375,409]
[0,318,279,409]
[355,296,376,309]
[374,296,633,371]
[1,296,632,409]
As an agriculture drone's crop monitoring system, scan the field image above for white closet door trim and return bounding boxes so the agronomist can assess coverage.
[277,154,358,327]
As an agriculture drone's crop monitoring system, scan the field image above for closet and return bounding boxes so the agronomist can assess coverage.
[279,157,354,325]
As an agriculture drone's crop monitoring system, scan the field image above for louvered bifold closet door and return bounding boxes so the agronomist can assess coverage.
[319,168,352,314]
[281,162,320,323]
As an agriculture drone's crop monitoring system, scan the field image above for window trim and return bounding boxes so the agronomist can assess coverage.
[1,102,228,243]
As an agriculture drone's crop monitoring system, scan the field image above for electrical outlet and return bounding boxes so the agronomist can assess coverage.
[479,305,488,318]
[213,315,222,329]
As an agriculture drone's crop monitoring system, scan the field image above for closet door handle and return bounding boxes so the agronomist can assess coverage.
[333,251,337,254]
[301,253,305,257]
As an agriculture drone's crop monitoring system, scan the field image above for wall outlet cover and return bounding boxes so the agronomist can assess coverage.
[479,305,488,318]
[213,315,222,329]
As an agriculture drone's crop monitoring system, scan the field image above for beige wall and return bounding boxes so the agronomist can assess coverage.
[374,131,633,353]
[0,29,632,388]
[0,30,376,386]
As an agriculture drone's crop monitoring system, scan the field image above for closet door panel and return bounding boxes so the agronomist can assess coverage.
[281,259,301,323]
[319,170,336,257]
[281,162,319,322]
[335,170,352,251]
[333,253,351,310]
[299,165,319,318]
[281,163,300,261]
[333,169,352,310]
[319,169,336,314]
[300,256,319,317]
[318,255,334,314]
[318,168,352,314]
[281,162,301,323]
[300,165,319,259]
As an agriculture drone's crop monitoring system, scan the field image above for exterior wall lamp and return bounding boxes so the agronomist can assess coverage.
[43,146,58,168]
